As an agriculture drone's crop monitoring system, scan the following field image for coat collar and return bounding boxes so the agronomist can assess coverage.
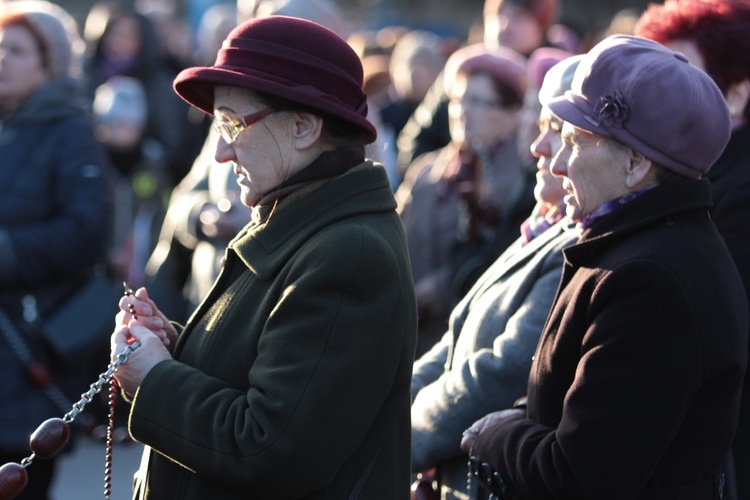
[564,178,713,267]
[229,162,396,280]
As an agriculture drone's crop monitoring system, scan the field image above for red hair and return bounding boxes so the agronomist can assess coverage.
[634,0,750,96]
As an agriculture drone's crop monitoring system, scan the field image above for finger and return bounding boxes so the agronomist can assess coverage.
[134,287,171,325]
[119,294,153,317]
[128,314,165,331]
[110,326,132,359]
[460,432,476,453]
[128,318,169,346]
[461,424,481,450]
[127,323,161,345]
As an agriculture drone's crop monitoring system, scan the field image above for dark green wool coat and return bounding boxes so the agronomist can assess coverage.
[129,163,417,499]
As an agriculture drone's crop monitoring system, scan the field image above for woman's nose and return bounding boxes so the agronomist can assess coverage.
[550,152,567,177]
[214,137,236,164]
[530,132,549,159]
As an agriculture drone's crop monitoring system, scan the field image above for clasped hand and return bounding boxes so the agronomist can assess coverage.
[460,408,526,453]
[110,287,179,395]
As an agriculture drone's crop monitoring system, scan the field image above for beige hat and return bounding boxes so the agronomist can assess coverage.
[0,0,84,78]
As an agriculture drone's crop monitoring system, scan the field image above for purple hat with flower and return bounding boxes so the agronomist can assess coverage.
[548,35,731,178]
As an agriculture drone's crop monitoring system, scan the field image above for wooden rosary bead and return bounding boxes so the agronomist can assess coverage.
[29,418,70,460]
[0,462,28,499]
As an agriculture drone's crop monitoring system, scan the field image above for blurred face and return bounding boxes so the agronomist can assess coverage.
[530,106,566,206]
[485,4,544,55]
[449,72,520,149]
[0,24,50,105]
[407,59,440,103]
[102,16,141,61]
[550,122,628,222]
[95,121,142,150]
[213,86,293,208]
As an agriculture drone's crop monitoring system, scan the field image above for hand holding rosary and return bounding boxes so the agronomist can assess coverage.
[0,283,141,500]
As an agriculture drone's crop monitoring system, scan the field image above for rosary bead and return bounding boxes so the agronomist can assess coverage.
[29,418,70,459]
[0,462,28,499]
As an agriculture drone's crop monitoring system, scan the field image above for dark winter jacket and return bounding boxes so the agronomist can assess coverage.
[129,163,418,499]
[472,178,748,499]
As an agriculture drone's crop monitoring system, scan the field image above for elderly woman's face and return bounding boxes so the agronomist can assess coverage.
[0,24,50,105]
[550,121,629,222]
[530,106,566,207]
[213,86,291,208]
[448,73,520,149]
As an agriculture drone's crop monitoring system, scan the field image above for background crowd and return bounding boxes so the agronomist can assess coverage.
[1,0,749,498]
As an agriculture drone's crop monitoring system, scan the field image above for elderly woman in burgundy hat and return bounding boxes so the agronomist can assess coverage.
[110,15,417,499]
[460,35,748,499]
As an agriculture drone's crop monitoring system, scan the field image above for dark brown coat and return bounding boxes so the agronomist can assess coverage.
[472,179,748,499]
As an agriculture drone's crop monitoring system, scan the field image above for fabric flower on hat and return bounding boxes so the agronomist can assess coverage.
[595,90,629,128]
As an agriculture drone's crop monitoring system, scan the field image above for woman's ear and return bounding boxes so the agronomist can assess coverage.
[624,148,655,188]
[726,79,750,119]
[291,111,324,149]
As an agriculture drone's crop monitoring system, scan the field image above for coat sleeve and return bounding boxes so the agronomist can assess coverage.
[129,218,415,497]
[410,249,563,472]
[471,261,706,499]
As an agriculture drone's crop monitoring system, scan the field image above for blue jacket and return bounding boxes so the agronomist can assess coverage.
[0,77,113,451]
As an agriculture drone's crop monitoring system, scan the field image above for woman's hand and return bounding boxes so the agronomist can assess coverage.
[460,408,526,453]
[117,287,180,351]
[110,323,172,396]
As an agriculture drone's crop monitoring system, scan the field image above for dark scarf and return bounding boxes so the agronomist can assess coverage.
[275,148,364,192]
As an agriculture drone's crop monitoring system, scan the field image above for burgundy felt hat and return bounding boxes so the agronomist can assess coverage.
[548,35,731,178]
[173,15,376,143]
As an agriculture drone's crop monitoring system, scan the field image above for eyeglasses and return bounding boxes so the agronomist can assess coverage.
[213,108,274,144]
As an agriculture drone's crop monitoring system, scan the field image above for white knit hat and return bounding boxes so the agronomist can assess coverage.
[93,76,148,127]
[0,0,84,78]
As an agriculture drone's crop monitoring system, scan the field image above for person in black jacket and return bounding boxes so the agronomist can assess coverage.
[634,6,750,497]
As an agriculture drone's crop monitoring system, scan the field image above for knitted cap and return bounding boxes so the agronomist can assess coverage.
[0,0,83,78]
[548,35,731,178]
[93,76,148,127]
[174,15,376,143]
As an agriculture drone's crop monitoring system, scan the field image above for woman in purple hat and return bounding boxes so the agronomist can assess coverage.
[109,15,417,499]
[460,35,748,499]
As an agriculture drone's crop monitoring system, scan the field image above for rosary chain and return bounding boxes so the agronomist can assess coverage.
[18,342,140,470]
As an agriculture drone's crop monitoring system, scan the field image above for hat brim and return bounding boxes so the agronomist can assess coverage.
[547,90,613,137]
[173,66,377,143]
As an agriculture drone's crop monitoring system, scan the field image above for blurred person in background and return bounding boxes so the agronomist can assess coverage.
[0,2,112,498]
[396,45,535,357]
[378,29,446,181]
[410,53,580,500]
[92,76,170,290]
[397,0,565,178]
[635,2,750,497]
[83,1,196,184]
